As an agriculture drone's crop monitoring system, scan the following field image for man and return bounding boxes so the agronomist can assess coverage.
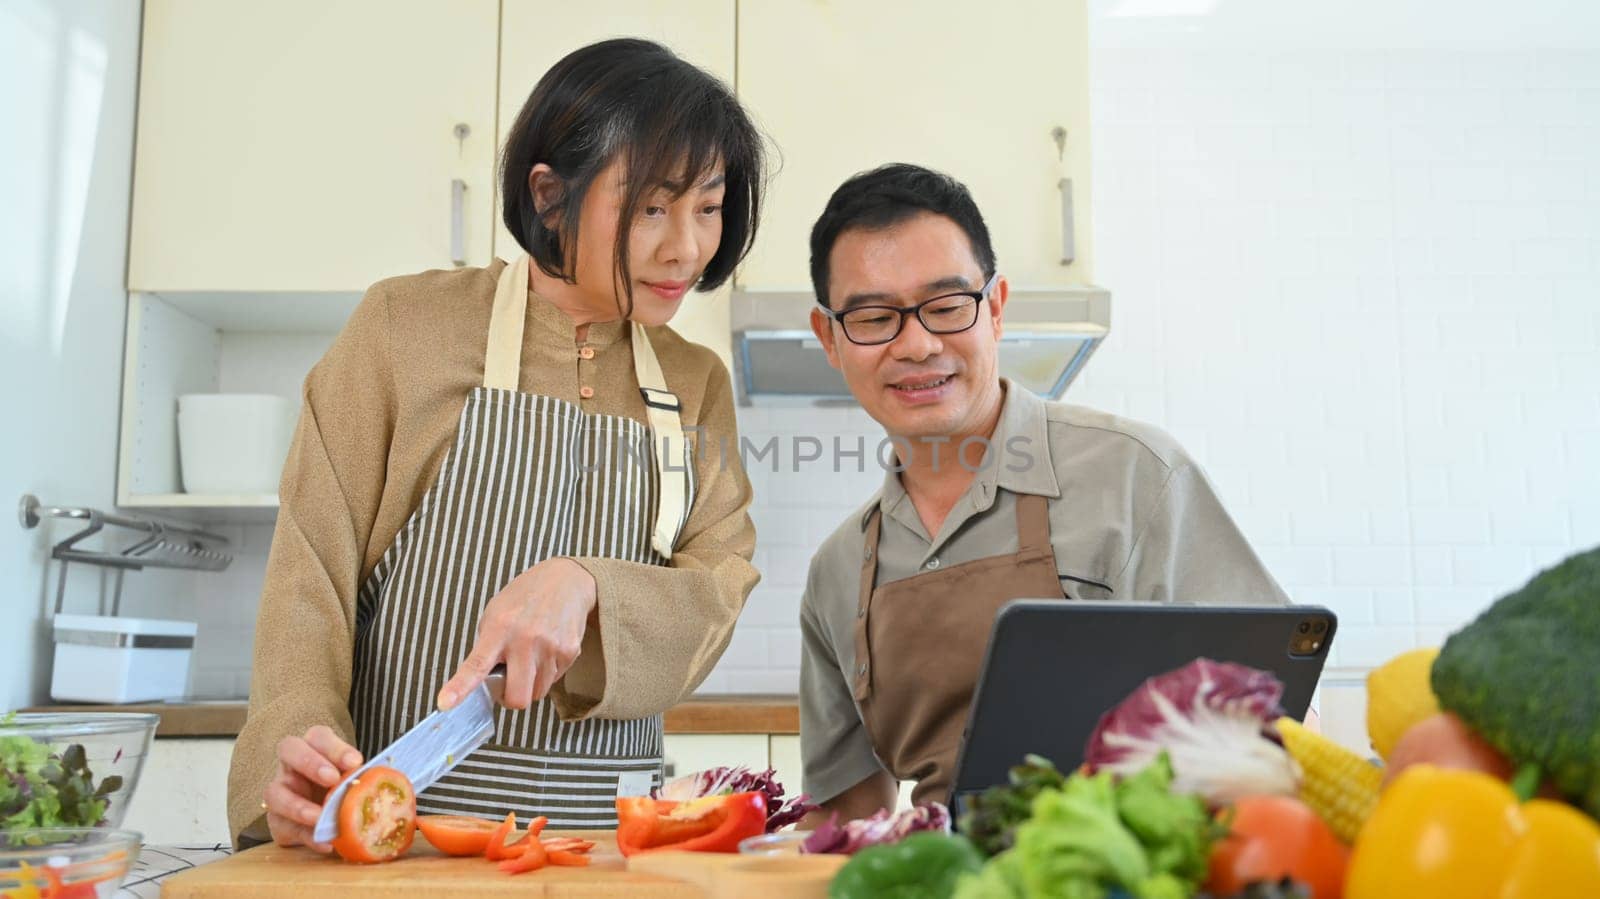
[797,164,1289,822]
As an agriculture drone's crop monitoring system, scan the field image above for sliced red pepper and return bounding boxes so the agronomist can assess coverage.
[496,837,548,875]
[546,849,591,867]
[482,812,520,860]
[614,791,768,857]
[541,838,596,854]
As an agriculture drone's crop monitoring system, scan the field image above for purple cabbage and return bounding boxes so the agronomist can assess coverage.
[1082,657,1297,806]
[654,766,816,833]
[800,802,952,855]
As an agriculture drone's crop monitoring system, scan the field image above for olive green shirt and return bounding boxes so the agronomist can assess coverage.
[798,380,1288,803]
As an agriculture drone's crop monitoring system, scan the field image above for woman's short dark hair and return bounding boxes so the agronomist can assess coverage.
[808,163,996,308]
[501,38,763,313]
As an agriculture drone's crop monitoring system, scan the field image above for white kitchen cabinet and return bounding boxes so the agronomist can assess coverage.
[116,295,347,518]
[735,0,1095,292]
[768,735,803,797]
[495,0,738,367]
[128,0,500,292]
[121,738,235,845]
[661,733,769,781]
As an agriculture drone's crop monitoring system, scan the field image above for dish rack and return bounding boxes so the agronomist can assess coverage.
[18,493,232,615]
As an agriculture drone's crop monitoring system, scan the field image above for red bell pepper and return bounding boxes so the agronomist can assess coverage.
[615,792,768,857]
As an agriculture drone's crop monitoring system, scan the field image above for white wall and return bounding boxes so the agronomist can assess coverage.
[0,0,162,709]
[705,46,1600,692]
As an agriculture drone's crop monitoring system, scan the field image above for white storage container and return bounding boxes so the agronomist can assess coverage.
[51,614,197,703]
[176,393,294,494]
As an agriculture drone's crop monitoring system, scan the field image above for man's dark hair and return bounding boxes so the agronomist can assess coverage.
[501,38,764,315]
[808,163,997,308]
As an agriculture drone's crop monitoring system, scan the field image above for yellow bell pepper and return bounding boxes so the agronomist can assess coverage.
[1501,799,1600,898]
[1347,765,1600,899]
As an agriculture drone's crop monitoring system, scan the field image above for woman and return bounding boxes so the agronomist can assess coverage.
[226,38,765,848]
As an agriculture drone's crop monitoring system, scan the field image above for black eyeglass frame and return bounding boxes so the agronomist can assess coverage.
[818,271,1001,346]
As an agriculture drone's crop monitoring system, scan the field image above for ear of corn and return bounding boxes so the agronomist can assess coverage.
[1276,716,1382,844]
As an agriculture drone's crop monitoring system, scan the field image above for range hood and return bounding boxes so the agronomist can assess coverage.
[729,286,1112,405]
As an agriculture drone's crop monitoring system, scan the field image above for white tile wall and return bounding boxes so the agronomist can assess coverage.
[706,47,1600,691]
[171,48,1598,705]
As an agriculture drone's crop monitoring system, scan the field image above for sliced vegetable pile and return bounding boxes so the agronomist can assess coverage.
[323,766,597,874]
[2,860,108,899]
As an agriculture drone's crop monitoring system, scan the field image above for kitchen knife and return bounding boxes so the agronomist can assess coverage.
[312,667,504,843]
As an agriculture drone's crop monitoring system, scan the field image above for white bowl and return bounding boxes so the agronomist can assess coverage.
[177,393,294,494]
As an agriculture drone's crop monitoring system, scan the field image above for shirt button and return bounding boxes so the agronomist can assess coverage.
[856,607,866,619]
[579,347,595,360]
[864,547,873,561]
[857,663,868,676]
[925,557,941,570]
[579,386,595,399]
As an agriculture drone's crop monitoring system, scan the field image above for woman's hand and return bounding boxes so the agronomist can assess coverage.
[438,557,598,711]
[265,725,364,851]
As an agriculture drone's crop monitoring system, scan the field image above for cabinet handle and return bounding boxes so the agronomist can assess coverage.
[450,178,467,266]
[1052,126,1075,267]
[1058,176,1076,266]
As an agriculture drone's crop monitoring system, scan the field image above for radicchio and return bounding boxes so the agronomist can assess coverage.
[1083,657,1298,806]
[800,802,952,855]
[653,766,816,832]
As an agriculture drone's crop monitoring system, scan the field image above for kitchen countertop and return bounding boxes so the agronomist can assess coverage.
[24,694,799,737]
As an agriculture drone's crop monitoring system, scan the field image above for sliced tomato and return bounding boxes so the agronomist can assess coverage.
[332,766,416,864]
[414,815,501,856]
[615,792,767,857]
[497,837,548,875]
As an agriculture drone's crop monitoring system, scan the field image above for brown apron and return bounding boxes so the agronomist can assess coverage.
[853,493,1067,805]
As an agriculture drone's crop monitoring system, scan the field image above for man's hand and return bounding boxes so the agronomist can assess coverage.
[265,725,363,851]
[438,557,598,711]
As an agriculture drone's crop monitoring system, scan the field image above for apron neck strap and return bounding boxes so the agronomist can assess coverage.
[483,255,530,391]
[1014,493,1054,556]
[483,255,689,559]
[632,321,688,560]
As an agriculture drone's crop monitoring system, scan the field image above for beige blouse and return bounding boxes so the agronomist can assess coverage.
[226,259,758,843]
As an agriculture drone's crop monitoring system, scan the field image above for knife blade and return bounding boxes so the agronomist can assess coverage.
[312,667,505,843]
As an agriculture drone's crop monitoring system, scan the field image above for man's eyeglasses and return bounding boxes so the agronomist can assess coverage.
[819,272,1000,346]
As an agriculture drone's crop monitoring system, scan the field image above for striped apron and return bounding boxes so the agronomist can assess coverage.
[348,255,694,828]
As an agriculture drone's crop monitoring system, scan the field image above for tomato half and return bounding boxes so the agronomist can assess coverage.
[415,814,501,856]
[332,766,417,864]
[1207,795,1349,899]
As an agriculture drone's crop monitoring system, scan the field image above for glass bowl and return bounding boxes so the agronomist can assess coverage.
[738,830,813,856]
[0,713,159,833]
[0,828,142,898]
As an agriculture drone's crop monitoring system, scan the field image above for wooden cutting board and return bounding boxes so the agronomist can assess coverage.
[160,831,702,898]
[160,831,848,898]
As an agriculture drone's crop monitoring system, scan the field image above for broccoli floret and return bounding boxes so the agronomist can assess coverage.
[1431,544,1600,814]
